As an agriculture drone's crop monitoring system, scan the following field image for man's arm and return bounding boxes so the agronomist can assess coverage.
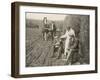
[60,30,67,38]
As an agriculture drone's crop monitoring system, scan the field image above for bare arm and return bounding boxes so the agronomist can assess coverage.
[60,30,68,38]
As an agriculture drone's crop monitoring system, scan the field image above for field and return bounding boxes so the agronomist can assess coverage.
[26,24,67,67]
[26,15,90,67]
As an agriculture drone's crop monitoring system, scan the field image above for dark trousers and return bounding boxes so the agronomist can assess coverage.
[51,30,56,40]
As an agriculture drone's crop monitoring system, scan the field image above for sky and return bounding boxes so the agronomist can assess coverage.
[26,12,67,21]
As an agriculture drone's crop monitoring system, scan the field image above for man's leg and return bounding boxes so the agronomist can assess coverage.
[64,48,66,56]
[51,31,54,41]
[64,47,69,56]
[44,32,47,41]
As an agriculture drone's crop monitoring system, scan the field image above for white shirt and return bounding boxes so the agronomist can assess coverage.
[61,28,75,39]
[61,28,75,51]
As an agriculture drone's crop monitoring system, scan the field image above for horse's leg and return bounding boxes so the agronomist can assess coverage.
[47,30,50,41]
[44,32,45,40]
[52,30,56,40]
[51,31,53,41]
[52,31,54,40]
[42,32,44,40]
[44,32,47,41]
[46,30,49,40]
[47,31,49,41]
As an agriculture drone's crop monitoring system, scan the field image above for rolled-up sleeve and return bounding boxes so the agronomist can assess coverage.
[60,31,68,38]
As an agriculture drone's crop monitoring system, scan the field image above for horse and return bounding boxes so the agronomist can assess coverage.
[42,22,56,41]
[42,24,50,41]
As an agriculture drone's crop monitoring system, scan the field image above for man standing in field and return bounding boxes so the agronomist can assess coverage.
[60,26,75,57]
[51,21,56,40]
[42,17,48,40]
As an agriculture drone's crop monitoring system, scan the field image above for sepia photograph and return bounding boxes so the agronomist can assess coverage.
[11,2,97,77]
[26,13,90,67]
